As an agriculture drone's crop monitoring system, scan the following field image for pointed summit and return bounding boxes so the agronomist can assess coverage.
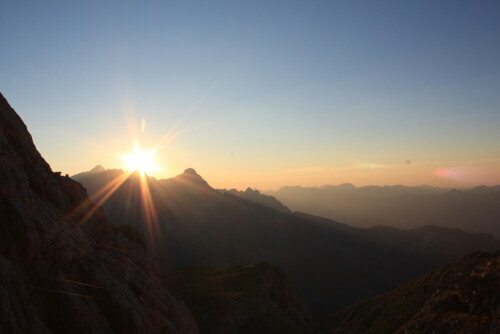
[90,165,105,173]
[172,167,214,190]
[184,167,199,175]
[181,168,207,183]
[245,187,260,194]
[71,164,110,181]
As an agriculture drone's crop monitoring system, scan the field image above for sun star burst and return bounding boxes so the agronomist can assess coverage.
[121,144,159,175]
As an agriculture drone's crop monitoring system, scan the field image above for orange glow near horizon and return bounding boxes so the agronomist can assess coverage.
[57,108,500,191]
[200,158,500,190]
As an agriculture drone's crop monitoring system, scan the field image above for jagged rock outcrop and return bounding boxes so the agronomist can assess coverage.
[0,93,198,333]
[323,251,500,334]
[166,262,314,334]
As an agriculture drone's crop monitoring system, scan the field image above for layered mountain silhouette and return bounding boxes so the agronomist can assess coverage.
[265,184,500,237]
[2,91,500,333]
[0,93,198,333]
[323,251,500,334]
[73,166,500,317]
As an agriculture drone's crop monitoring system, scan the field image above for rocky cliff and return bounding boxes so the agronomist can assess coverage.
[323,251,500,334]
[0,93,198,334]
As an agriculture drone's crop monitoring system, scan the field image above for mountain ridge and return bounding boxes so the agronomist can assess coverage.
[72,165,500,317]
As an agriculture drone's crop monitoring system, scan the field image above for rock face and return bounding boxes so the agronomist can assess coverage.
[323,251,500,334]
[166,262,314,334]
[0,93,198,333]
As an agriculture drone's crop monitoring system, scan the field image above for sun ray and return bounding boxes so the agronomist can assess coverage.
[66,170,133,234]
[62,111,194,245]
[138,174,161,248]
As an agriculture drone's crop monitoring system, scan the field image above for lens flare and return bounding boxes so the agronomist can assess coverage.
[121,145,159,175]
[433,168,461,180]
[64,110,189,247]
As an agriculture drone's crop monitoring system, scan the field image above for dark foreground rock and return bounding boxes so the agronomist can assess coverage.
[166,262,314,334]
[0,93,198,334]
[323,251,500,334]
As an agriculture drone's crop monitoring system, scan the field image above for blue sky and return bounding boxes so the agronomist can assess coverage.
[1,1,499,189]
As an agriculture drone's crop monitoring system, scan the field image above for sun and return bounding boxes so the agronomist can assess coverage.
[121,144,159,175]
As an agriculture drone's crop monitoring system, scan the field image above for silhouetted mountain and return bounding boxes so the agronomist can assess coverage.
[166,262,314,334]
[322,251,500,334]
[218,188,291,213]
[266,184,500,237]
[296,213,500,268]
[73,166,500,317]
[468,185,500,194]
[0,93,198,333]
[71,164,106,179]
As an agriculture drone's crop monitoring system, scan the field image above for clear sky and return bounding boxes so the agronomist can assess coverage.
[1,0,499,190]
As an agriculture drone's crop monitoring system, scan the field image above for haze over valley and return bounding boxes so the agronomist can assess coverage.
[265,183,500,237]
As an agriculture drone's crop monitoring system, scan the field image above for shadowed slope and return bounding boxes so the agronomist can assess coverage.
[218,188,291,214]
[323,251,500,334]
[166,262,314,334]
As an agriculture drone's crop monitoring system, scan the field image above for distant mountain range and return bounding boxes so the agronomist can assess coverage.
[265,184,500,237]
[72,166,500,317]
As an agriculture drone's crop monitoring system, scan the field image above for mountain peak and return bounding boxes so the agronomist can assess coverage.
[245,187,260,194]
[176,167,214,190]
[184,167,198,175]
[90,165,105,173]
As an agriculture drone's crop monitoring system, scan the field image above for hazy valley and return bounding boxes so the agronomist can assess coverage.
[266,184,500,238]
